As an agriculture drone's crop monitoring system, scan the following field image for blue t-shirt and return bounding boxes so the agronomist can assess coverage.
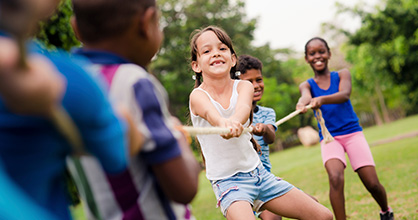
[253,105,277,173]
[307,71,362,140]
[0,41,128,220]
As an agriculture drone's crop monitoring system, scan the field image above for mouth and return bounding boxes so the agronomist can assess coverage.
[254,90,262,97]
[314,60,324,65]
[210,60,225,66]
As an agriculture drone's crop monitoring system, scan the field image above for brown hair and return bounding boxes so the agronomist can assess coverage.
[189,25,237,88]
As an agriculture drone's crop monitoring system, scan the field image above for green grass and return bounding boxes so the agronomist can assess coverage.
[72,115,418,219]
[190,115,418,220]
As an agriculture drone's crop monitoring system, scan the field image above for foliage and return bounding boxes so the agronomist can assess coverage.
[346,0,418,115]
[36,0,80,51]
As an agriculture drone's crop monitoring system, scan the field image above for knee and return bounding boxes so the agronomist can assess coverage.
[313,207,333,220]
[328,173,344,189]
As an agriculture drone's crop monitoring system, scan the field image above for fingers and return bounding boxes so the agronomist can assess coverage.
[296,103,309,114]
[220,119,243,139]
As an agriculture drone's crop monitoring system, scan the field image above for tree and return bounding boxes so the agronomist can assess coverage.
[347,0,418,115]
[36,0,79,51]
[152,0,257,123]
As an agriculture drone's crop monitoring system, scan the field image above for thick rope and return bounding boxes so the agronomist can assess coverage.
[314,108,335,144]
[182,104,334,144]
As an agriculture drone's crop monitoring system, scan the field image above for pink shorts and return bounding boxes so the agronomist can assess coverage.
[321,131,375,171]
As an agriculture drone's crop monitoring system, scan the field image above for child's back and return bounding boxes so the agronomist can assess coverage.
[71,0,200,219]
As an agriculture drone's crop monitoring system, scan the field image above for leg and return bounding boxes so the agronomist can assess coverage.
[262,188,333,220]
[325,158,346,220]
[259,210,281,220]
[226,201,256,220]
[356,166,388,211]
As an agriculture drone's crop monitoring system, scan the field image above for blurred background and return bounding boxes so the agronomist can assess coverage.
[37,0,418,151]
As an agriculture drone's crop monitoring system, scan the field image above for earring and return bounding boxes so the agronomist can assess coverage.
[235,71,241,77]
[192,75,196,80]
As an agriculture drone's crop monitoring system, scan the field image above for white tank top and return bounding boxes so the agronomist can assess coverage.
[190,80,261,181]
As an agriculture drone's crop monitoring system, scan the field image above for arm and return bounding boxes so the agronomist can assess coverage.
[135,80,199,204]
[253,123,276,144]
[190,85,248,139]
[0,37,65,116]
[310,69,352,108]
[296,81,312,113]
[152,117,201,204]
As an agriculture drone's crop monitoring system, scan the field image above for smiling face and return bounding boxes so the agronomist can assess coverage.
[239,69,264,102]
[191,30,236,79]
[305,39,331,73]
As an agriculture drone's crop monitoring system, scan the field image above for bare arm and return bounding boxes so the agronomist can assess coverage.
[296,81,312,113]
[310,69,352,109]
[0,37,65,116]
[190,82,253,139]
[151,119,201,204]
[252,123,275,144]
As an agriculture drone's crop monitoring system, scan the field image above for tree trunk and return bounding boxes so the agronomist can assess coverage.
[375,83,391,123]
[371,98,383,126]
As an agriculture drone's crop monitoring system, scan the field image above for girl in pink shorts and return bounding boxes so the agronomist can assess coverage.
[296,37,393,220]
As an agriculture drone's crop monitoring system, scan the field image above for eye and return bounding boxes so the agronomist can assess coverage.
[202,50,210,54]
[220,47,227,51]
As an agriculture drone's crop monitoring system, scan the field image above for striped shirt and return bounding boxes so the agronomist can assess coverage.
[71,49,194,220]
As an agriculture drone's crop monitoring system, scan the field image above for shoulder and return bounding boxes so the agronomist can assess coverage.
[236,80,253,92]
[337,68,351,79]
[299,80,311,90]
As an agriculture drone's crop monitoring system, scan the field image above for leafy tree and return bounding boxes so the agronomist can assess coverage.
[36,0,80,51]
[347,0,418,115]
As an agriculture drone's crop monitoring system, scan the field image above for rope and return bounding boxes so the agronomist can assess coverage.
[181,104,335,144]
[314,108,335,144]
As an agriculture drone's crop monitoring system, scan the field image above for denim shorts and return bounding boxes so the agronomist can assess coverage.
[210,163,294,216]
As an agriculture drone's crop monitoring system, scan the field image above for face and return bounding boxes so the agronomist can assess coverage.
[192,31,236,78]
[240,69,264,102]
[305,39,331,73]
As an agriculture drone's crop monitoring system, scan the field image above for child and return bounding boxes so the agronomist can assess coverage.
[189,25,333,220]
[70,0,201,219]
[296,37,393,220]
[0,0,130,219]
[236,55,281,220]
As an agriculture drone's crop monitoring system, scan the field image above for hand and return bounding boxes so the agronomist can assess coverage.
[220,118,243,139]
[252,123,267,136]
[296,102,309,114]
[309,97,323,109]
[0,37,66,116]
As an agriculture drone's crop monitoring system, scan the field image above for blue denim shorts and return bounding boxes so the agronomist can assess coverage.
[210,163,294,216]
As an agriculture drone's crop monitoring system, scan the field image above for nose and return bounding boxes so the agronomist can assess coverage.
[212,48,220,57]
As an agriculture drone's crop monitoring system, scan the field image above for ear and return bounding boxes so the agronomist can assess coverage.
[70,16,82,42]
[191,61,201,74]
[304,56,309,63]
[139,7,157,39]
[231,53,237,67]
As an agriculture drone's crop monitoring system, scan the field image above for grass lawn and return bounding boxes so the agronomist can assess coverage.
[71,115,418,219]
[190,115,418,220]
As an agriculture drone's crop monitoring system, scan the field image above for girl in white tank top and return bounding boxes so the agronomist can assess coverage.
[188,26,333,220]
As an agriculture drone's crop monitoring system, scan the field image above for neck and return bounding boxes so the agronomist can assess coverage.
[314,68,330,77]
[201,75,233,95]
